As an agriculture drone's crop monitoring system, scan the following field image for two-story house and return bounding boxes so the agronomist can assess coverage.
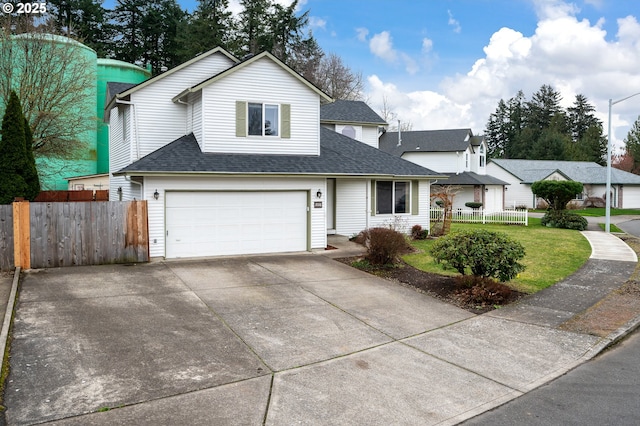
[106,48,443,259]
[378,129,508,211]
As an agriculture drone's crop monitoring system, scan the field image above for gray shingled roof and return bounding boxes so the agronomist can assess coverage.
[320,100,387,125]
[106,82,138,106]
[379,129,473,156]
[439,172,509,186]
[490,159,640,185]
[115,127,445,178]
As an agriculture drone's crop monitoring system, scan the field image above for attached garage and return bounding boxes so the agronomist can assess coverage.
[165,191,308,258]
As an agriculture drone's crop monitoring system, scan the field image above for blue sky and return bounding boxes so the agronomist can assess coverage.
[118,0,640,149]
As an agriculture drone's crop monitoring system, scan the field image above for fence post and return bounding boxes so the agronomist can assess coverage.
[13,200,30,270]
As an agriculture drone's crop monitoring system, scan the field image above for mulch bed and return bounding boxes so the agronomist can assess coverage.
[336,256,526,314]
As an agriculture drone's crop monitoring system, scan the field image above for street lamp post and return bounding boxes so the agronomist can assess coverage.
[606,92,640,233]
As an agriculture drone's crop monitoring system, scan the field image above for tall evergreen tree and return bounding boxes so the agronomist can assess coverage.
[485,91,525,158]
[565,94,606,165]
[23,117,41,200]
[177,0,234,61]
[237,0,271,56]
[624,116,640,173]
[111,0,147,65]
[47,0,112,56]
[0,91,29,204]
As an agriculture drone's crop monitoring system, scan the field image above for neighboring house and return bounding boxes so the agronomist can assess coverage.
[106,48,443,259]
[320,99,387,148]
[65,173,109,191]
[488,159,640,209]
[378,129,508,211]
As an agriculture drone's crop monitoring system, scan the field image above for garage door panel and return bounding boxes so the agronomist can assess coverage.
[166,191,307,258]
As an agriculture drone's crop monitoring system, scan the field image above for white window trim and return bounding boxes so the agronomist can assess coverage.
[248,102,280,137]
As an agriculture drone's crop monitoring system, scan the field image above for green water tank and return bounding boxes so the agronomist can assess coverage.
[96,59,151,174]
[3,34,98,190]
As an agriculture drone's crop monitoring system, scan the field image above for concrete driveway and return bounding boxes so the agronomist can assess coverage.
[5,251,601,425]
[6,253,478,425]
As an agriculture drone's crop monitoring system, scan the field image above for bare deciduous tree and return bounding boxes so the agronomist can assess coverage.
[379,95,412,131]
[310,53,363,100]
[0,20,96,171]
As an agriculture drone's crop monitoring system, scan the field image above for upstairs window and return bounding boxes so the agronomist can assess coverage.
[479,145,486,167]
[248,103,279,136]
[376,181,409,214]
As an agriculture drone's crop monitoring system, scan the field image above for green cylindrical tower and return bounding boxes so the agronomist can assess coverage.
[96,59,151,174]
[5,34,98,190]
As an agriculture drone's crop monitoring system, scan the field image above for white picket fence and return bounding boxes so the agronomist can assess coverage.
[430,208,528,226]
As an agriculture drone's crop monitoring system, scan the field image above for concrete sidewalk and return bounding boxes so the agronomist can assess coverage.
[2,228,639,425]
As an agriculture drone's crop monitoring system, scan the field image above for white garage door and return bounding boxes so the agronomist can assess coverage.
[165,191,308,258]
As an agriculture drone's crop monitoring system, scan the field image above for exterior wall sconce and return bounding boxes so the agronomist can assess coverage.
[153,189,159,200]
[316,189,322,199]
[117,186,123,201]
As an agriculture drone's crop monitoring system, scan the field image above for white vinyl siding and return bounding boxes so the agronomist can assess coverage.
[402,151,462,174]
[202,57,320,155]
[143,176,326,258]
[128,53,235,158]
[109,107,141,201]
[487,162,535,208]
[191,91,203,147]
[335,178,430,236]
[361,126,380,148]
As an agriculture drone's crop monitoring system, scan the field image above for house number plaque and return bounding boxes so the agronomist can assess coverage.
[314,201,322,208]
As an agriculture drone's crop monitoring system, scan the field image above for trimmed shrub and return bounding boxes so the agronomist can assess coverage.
[411,224,428,240]
[465,202,483,209]
[541,210,588,230]
[365,227,409,265]
[430,229,526,282]
[531,180,584,211]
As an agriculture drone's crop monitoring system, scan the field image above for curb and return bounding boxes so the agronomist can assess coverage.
[0,267,20,366]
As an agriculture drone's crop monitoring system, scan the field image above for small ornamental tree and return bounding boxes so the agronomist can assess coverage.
[430,229,526,282]
[531,180,583,211]
[0,91,29,204]
[532,180,587,230]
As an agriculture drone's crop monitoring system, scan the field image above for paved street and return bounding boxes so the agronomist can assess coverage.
[463,328,640,425]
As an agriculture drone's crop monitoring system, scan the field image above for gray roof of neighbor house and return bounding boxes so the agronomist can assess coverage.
[379,129,473,157]
[320,100,387,125]
[490,159,640,185]
[115,127,445,178]
[438,172,509,186]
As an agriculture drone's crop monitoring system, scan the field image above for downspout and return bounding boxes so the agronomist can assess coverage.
[115,99,140,160]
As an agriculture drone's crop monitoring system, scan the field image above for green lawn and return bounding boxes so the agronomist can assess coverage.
[531,208,640,216]
[572,208,640,217]
[404,218,592,294]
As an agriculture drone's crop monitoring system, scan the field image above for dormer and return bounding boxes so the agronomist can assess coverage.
[173,52,332,156]
[320,100,387,148]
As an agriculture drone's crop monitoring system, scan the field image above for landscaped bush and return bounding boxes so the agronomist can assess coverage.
[365,227,409,265]
[430,229,526,282]
[411,224,428,240]
[453,276,513,306]
[541,210,588,230]
[465,202,483,209]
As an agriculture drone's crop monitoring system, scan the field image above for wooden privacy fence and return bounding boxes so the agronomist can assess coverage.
[5,200,149,270]
[0,205,13,270]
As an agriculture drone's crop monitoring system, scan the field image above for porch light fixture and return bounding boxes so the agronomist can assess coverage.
[153,189,159,200]
[316,189,322,199]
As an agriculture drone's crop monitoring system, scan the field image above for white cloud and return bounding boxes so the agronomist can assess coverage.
[422,38,433,53]
[447,10,462,33]
[370,31,398,62]
[365,3,640,150]
[356,27,369,42]
[309,16,326,30]
[369,31,420,74]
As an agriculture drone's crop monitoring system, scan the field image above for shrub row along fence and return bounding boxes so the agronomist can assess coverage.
[430,208,528,226]
[1,200,149,271]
